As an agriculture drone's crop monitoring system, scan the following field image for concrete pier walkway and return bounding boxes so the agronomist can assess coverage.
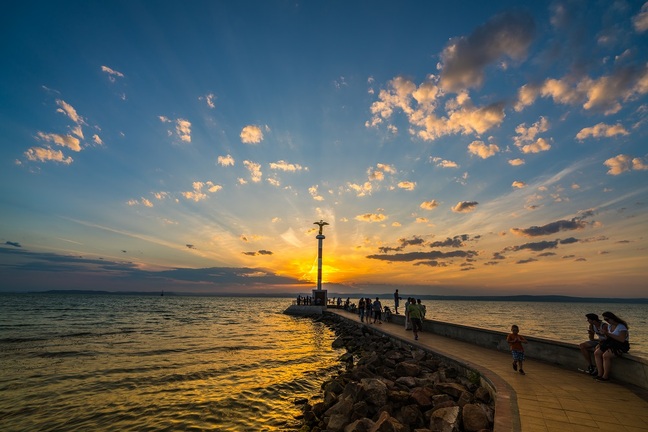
[328,308,648,432]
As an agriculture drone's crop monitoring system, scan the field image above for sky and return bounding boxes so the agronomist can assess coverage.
[1,1,647,297]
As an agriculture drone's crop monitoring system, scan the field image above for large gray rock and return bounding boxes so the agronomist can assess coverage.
[462,403,490,432]
[395,361,421,377]
[430,406,461,432]
[436,382,468,399]
[361,378,388,407]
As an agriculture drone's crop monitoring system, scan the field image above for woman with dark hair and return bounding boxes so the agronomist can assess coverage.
[593,311,630,382]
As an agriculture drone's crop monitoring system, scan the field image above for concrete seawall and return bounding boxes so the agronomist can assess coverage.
[329,307,648,392]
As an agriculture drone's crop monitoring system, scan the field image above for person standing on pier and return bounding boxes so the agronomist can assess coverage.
[358,297,366,323]
[393,289,402,314]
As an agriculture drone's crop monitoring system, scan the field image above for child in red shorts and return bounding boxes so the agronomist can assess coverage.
[507,324,528,375]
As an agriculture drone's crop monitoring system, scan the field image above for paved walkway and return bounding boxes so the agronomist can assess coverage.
[328,309,648,432]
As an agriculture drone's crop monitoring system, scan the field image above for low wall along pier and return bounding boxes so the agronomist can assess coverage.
[323,306,648,392]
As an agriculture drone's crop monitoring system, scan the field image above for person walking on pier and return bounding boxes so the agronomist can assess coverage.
[372,297,383,324]
[409,300,424,340]
[507,325,528,375]
[358,297,366,322]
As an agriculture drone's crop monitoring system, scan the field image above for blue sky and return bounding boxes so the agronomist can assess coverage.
[1,0,647,297]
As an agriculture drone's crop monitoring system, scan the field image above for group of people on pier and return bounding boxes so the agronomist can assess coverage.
[578,311,630,382]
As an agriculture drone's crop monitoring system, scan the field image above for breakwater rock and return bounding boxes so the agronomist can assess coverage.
[298,314,494,432]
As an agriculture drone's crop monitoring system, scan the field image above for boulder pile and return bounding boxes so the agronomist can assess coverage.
[296,313,494,432]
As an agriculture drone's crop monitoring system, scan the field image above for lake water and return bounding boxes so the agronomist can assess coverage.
[1,293,646,431]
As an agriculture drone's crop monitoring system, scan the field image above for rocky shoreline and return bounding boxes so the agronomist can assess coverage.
[296,313,495,432]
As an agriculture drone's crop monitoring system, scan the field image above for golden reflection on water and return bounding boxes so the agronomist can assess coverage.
[0,295,342,431]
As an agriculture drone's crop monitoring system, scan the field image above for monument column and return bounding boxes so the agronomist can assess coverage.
[312,220,328,306]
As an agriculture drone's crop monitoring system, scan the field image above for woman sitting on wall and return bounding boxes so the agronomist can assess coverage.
[593,311,630,382]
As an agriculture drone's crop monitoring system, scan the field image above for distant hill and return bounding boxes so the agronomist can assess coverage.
[23,290,648,303]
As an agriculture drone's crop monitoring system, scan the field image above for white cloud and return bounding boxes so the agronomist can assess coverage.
[200,92,216,108]
[269,160,305,172]
[512,181,526,188]
[309,185,324,201]
[354,213,387,223]
[576,123,629,140]
[633,2,648,32]
[420,199,439,210]
[397,181,416,191]
[243,160,262,182]
[56,100,83,124]
[468,140,500,159]
[240,125,264,144]
[432,157,459,168]
[217,154,235,166]
[604,154,648,175]
[36,132,82,152]
[515,66,648,115]
[176,119,192,143]
[519,137,551,154]
[101,65,124,82]
[24,147,73,164]
[508,158,525,166]
[92,134,103,145]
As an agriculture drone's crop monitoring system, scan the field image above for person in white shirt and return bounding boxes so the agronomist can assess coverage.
[593,311,630,382]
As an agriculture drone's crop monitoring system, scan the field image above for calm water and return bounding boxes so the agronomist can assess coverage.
[1,294,646,431]
[427,299,648,357]
[0,295,342,432]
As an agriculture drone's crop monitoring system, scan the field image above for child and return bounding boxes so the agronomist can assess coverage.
[507,325,528,375]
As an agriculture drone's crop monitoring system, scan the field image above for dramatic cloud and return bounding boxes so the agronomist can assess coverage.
[438,11,535,91]
[576,123,629,140]
[512,181,526,189]
[468,140,499,159]
[240,125,264,144]
[367,250,477,262]
[603,154,648,175]
[242,250,273,256]
[452,201,478,213]
[511,218,587,237]
[429,235,470,248]
[5,241,21,248]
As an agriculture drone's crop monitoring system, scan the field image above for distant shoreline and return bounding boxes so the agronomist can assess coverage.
[5,290,647,303]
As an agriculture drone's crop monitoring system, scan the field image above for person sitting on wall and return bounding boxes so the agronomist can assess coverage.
[383,306,392,322]
[578,313,607,375]
[594,311,630,382]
